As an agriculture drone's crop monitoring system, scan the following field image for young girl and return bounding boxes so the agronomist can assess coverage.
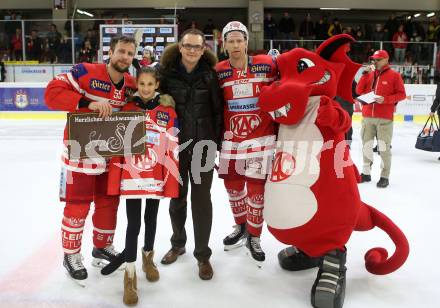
[105,67,179,306]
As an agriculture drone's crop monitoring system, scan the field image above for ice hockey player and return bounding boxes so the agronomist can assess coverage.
[44,35,137,283]
[215,21,277,266]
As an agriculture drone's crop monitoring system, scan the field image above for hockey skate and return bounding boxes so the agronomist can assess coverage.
[63,253,87,287]
[223,223,248,251]
[311,249,347,308]
[91,245,120,268]
[245,235,265,268]
[278,246,320,271]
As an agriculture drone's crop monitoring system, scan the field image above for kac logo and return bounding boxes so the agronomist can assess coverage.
[132,147,158,171]
[230,114,261,138]
[270,152,295,182]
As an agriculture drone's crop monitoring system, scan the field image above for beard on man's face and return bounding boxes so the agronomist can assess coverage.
[110,59,130,73]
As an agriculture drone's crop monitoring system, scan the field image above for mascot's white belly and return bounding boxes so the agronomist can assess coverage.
[264,96,323,229]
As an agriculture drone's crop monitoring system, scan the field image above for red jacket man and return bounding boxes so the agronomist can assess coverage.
[356,49,406,188]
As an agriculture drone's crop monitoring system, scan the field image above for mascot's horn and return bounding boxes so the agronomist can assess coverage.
[316,34,362,104]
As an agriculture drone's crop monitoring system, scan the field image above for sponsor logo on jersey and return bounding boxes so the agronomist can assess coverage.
[55,75,68,82]
[146,131,160,145]
[90,79,111,93]
[14,90,29,109]
[270,152,295,182]
[249,63,271,74]
[246,158,264,177]
[230,114,261,138]
[62,216,86,228]
[71,63,88,80]
[108,99,125,106]
[156,111,170,122]
[157,120,168,127]
[217,69,233,80]
[227,98,259,112]
[131,147,158,171]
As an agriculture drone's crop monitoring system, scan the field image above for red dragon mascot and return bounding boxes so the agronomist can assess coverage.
[258,34,409,308]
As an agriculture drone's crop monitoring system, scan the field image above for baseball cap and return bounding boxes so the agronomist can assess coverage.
[370,50,389,60]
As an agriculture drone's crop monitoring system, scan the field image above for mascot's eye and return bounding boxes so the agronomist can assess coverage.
[297,58,315,73]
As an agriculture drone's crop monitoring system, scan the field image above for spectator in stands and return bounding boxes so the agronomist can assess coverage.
[58,33,72,63]
[139,46,156,67]
[352,27,365,63]
[427,17,440,42]
[64,19,80,35]
[410,30,423,64]
[372,24,386,42]
[0,32,10,60]
[278,11,295,50]
[4,12,20,46]
[10,28,23,61]
[343,26,355,38]
[264,12,277,49]
[0,60,5,82]
[78,39,96,63]
[299,13,315,50]
[84,29,98,51]
[364,23,373,40]
[47,23,61,63]
[203,19,216,35]
[384,13,399,40]
[27,29,43,61]
[122,14,132,25]
[73,31,84,60]
[384,13,399,56]
[40,39,52,63]
[327,18,342,37]
[105,14,117,24]
[392,24,409,64]
[315,15,329,41]
[186,20,199,30]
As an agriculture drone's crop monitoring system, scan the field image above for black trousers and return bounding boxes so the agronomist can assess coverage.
[169,148,213,262]
[125,198,160,263]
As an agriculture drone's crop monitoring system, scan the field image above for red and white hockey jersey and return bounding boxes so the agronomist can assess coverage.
[45,63,137,174]
[216,55,278,180]
[107,94,179,199]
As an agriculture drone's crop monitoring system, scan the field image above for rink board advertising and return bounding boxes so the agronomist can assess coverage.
[67,112,146,159]
[100,24,177,62]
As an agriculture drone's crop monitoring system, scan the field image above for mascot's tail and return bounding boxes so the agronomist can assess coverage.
[355,202,409,275]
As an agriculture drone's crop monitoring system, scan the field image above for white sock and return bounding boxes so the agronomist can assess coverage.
[126,262,136,278]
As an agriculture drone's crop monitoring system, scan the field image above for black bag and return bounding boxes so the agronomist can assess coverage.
[415,115,440,152]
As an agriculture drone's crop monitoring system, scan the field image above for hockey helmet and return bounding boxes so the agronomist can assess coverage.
[222,21,248,41]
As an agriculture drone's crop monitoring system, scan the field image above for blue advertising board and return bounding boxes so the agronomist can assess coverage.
[0,84,50,111]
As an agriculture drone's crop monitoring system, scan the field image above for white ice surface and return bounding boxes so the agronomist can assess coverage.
[0,119,438,308]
